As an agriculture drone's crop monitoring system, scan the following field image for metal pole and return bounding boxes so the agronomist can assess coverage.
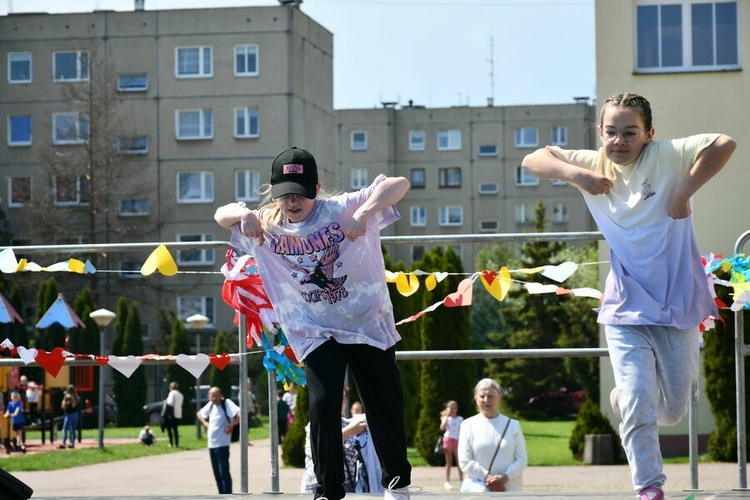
[238,314,249,493]
[195,330,201,440]
[97,326,105,451]
[688,380,699,491]
[267,367,280,494]
[736,230,750,490]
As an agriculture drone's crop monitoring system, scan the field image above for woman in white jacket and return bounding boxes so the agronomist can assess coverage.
[458,378,527,492]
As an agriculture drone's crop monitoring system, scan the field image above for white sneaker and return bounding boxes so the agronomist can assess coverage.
[384,476,411,500]
[444,481,453,490]
[610,387,622,421]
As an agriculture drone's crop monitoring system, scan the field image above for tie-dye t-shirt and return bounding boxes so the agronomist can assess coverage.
[230,174,402,361]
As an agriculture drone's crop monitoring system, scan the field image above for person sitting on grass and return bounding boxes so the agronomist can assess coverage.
[139,425,156,446]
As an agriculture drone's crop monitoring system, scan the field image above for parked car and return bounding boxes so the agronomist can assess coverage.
[143,385,240,426]
[528,387,587,419]
[80,394,119,428]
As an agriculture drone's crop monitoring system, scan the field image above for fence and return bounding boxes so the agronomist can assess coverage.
[0,229,742,493]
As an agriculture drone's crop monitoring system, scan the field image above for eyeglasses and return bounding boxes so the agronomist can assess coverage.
[601,127,645,143]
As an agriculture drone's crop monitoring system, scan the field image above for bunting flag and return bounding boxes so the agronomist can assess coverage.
[140,244,178,276]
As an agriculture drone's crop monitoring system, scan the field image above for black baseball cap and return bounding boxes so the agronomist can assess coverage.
[270,146,318,199]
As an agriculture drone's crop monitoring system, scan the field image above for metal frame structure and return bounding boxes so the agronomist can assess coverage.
[0,229,738,493]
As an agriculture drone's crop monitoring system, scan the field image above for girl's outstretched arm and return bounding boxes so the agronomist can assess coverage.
[214,203,265,246]
[343,176,410,241]
[668,135,737,219]
[522,148,612,195]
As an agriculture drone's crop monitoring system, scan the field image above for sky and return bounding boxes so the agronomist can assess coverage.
[1,0,596,110]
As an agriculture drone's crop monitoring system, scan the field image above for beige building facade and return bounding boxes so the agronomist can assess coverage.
[595,0,747,452]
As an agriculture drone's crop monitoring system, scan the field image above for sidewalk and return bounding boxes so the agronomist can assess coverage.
[7,437,746,499]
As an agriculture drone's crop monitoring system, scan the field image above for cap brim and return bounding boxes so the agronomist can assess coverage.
[271,182,316,200]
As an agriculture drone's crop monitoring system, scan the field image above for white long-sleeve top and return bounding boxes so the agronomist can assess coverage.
[458,413,527,492]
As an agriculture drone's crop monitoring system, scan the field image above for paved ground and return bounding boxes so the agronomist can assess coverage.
[5,437,750,499]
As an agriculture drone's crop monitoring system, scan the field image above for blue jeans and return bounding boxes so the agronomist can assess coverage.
[62,411,78,446]
[209,445,232,494]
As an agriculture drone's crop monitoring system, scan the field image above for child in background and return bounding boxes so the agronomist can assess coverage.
[522,92,736,500]
[139,425,155,446]
[3,391,26,454]
[439,400,463,489]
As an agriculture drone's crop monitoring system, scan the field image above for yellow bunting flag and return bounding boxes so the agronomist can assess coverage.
[480,267,511,302]
[141,244,178,276]
[395,272,420,297]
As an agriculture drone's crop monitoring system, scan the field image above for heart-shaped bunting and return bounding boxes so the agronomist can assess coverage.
[209,354,232,371]
[17,346,38,365]
[443,278,474,307]
[35,347,67,377]
[176,353,209,379]
[108,355,142,378]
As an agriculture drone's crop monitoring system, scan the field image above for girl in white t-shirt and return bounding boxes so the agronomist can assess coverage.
[439,400,463,489]
[522,93,736,500]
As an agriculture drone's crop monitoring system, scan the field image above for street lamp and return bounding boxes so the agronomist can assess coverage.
[187,313,209,439]
[89,308,116,451]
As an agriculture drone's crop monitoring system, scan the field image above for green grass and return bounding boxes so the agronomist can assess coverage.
[0,419,271,472]
[0,418,702,472]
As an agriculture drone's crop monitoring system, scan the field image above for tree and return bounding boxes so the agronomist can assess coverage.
[385,249,423,446]
[166,316,195,406]
[415,246,476,464]
[115,302,148,426]
[210,331,233,399]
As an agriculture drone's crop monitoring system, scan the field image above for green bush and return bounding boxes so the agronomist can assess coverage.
[569,398,620,461]
[281,385,308,467]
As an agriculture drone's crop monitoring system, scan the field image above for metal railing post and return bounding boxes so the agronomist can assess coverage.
[735,230,750,489]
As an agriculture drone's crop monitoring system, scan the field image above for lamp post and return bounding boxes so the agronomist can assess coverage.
[89,308,116,451]
[187,313,209,439]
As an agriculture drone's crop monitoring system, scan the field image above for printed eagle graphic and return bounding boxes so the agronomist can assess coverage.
[282,242,348,291]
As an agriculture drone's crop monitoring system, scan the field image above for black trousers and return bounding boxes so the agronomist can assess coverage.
[305,339,411,500]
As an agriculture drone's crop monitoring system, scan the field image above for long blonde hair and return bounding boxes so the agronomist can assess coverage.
[256,183,338,229]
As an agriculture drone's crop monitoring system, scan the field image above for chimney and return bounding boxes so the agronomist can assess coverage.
[135,0,145,11]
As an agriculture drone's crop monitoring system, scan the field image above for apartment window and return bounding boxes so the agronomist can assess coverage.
[118,136,148,154]
[234,108,259,138]
[8,177,31,207]
[234,44,259,76]
[117,74,148,92]
[411,245,425,262]
[176,109,213,140]
[53,50,89,82]
[118,198,149,216]
[478,182,499,195]
[177,172,213,203]
[176,46,212,78]
[479,220,499,233]
[178,296,215,326]
[53,112,89,144]
[478,144,498,156]
[236,169,260,202]
[8,115,31,146]
[409,130,425,151]
[439,206,463,227]
[516,165,540,186]
[177,234,215,266]
[351,131,367,151]
[553,203,569,223]
[439,167,461,188]
[54,176,90,206]
[8,53,31,83]
[514,127,538,148]
[410,169,425,188]
[551,126,568,146]
[410,206,426,227]
[437,130,461,151]
[636,1,738,71]
[119,261,142,279]
[515,204,533,224]
[351,169,368,190]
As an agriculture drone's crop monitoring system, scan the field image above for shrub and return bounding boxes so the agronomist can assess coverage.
[569,398,619,461]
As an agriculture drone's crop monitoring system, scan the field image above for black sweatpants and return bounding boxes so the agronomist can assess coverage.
[304,339,411,500]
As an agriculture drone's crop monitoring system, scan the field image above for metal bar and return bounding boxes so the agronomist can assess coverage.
[735,230,750,489]
[267,367,281,494]
[689,379,699,491]
[238,314,249,493]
